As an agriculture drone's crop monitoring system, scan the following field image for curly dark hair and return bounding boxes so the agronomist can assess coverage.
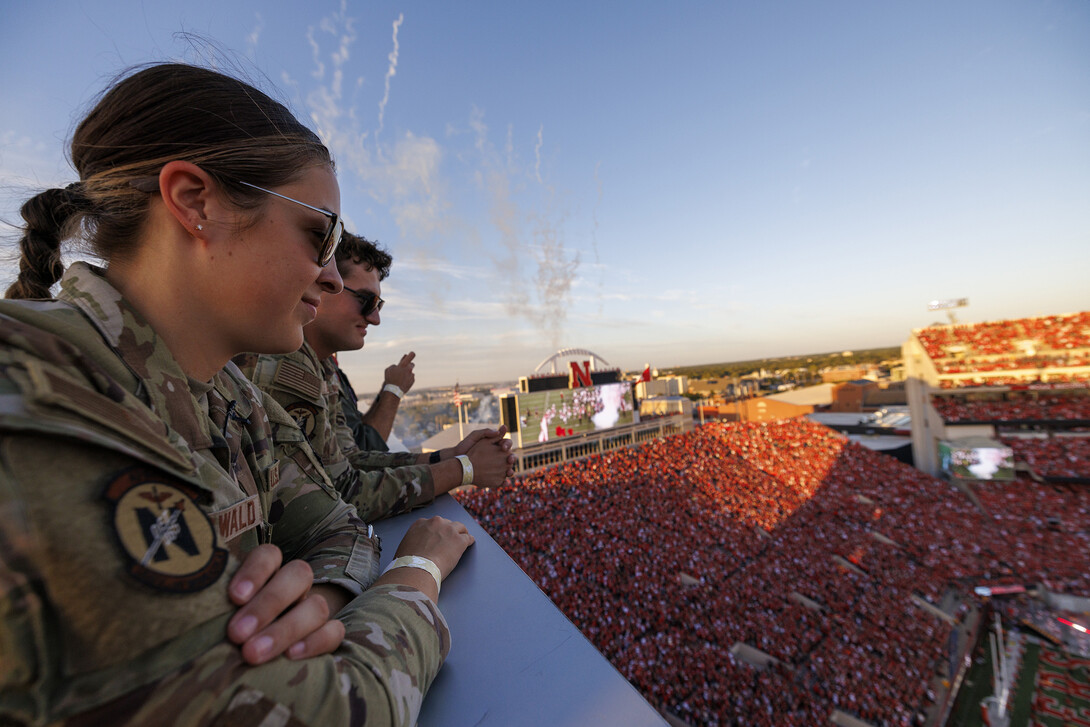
[335,231,393,281]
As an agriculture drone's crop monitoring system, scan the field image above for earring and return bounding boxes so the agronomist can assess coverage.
[196,224,204,231]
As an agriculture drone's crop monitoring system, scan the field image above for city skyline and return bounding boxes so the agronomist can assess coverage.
[2,1,1088,390]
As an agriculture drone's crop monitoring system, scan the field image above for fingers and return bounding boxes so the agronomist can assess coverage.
[469,437,515,488]
[386,352,417,390]
[239,591,336,665]
[287,617,346,660]
[229,543,283,605]
[228,558,312,647]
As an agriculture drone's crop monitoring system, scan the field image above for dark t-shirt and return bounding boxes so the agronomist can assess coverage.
[335,363,391,453]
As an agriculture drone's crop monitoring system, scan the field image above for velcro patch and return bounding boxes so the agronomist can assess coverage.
[26,361,193,472]
[271,360,322,402]
[104,465,227,593]
[284,402,320,440]
[210,494,262,543]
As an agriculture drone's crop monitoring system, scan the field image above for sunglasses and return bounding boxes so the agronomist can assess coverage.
[343,286,385,317]
[236,180,343,267]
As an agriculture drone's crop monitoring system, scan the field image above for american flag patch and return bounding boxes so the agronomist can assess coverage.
[271,360,322,401]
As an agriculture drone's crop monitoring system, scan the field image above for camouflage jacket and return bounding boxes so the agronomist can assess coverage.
[235,345,434,522]
[0,263,449,726]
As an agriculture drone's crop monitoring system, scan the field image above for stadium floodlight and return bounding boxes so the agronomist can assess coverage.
[927,298,969,324]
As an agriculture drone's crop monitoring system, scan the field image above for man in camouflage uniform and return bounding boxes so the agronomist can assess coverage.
[0,262,450,725]
[236,234,513,523]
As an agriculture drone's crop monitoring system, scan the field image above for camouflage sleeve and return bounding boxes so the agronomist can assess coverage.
[87,585,452,727]
[334,458,436,523]
[259,391,381,594]
[0,457,52,725]
[241,351,436,523]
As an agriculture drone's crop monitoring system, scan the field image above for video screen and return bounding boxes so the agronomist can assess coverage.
[516,382,637,446]
[939,441,1015,481]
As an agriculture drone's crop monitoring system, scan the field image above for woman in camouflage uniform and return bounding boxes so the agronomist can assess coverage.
[0,63,471,726]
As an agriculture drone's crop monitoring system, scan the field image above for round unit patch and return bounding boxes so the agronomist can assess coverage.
[104,466,227,593]
[285,401,320,440]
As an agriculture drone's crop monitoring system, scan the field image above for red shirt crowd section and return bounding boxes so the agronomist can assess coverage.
[931,395,1090,423]
[916,312,1090,360]
[935,353,1090,375]
[999,436,1090,479]
[937,373,1090,389]
[456,418,1090,727]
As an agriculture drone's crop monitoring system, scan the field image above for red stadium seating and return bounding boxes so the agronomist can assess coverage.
[456,418,1090,726]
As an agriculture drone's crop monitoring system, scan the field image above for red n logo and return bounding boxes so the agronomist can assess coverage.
[570,360,592,388]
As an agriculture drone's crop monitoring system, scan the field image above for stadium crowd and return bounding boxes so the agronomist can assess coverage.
[999,436,1090,480]
[456,418,1090,727]
[915,312,1090,360]
[935,353,1090,375]
[931,394,1090,423]
[937,372,1090,389]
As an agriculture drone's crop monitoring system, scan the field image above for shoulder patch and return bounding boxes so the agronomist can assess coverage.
[284,401,320,440]
[25,360,194,472]
[104,465,228,593]
[271,359,322,402]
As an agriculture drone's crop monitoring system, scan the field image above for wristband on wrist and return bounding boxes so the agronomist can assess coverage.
[382,383,404,399]
[455,454,474,486]
[382,555,442,595]
[429,450,442,465]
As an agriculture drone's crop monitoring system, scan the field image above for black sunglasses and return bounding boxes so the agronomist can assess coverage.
[343,286,385,317]
[236,180,344,267]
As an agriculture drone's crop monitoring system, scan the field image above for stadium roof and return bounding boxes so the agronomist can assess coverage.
[765,383,835,407]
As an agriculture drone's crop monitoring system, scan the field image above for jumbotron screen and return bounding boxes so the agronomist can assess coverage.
[513,382,637,447]
[938,440,1015,481]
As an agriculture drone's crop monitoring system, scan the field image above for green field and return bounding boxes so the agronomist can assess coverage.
[946,637,1090,727]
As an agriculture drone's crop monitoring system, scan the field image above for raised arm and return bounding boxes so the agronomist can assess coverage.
[360,351,416,441]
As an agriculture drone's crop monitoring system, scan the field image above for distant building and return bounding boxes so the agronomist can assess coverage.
[636,376,688,399]
[686,378,725,397]
[699,396,813,423]
[639,396,693,419]
[831,379,879,413]
[765,383,836,408]
[821,364,878,383]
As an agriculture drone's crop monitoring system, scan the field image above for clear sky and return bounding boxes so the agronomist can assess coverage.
[2,1,1088,391]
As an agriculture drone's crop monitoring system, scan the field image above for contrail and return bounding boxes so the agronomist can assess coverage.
[376,13,404,146]
[534,125,544,184]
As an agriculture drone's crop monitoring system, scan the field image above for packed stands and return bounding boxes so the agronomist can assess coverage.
[912,312,1090,389]
[905,311,1090,476]
[937,373,1090,389]
[931,394,1090,423]
[915,312,1090,360]
[456,418,1090,727]
[999,436,1090,480]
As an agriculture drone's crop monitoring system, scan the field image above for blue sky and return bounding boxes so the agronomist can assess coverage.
[2,1,1088,390]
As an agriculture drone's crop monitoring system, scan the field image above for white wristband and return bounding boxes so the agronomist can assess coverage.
[382,555,442,595]
[382,383,404,399]
[455,454,474,486]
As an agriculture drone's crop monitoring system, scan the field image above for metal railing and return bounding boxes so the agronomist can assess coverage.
[512,415,690,474]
